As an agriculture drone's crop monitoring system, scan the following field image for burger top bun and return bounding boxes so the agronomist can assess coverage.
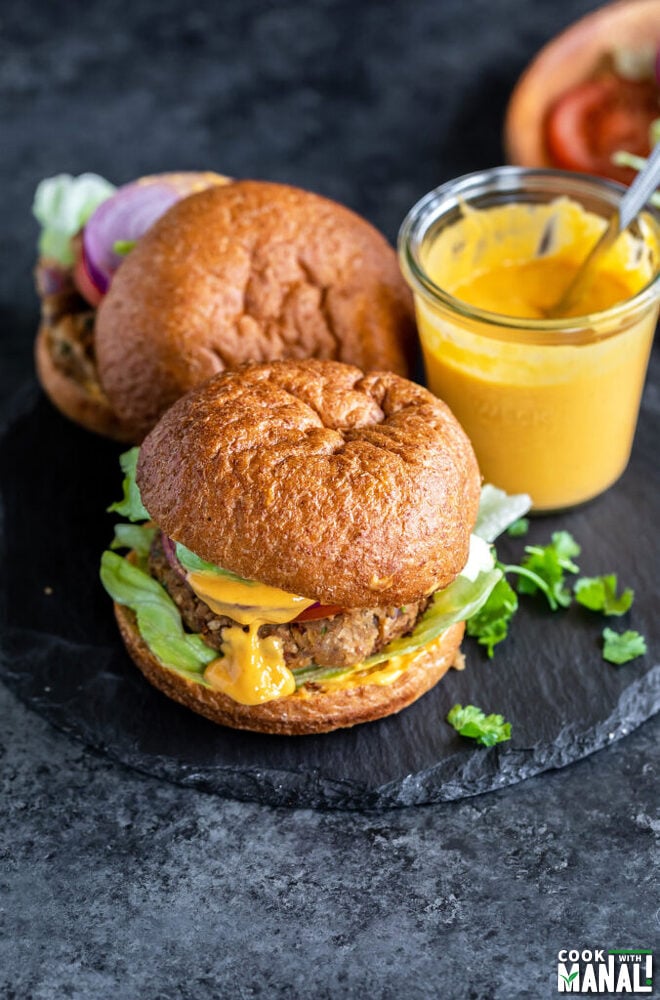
[95,181,416,441]
[137,359,481,609]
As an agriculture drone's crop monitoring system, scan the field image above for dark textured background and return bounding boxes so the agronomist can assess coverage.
[2,1,659,997]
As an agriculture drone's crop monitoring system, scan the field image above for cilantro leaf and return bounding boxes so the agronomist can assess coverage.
[602,628,647,665]
[575,574,633,616]
[466,576,518,657]
[107,448,150,522]
[516,531,581,610]
[447,704,511,747]
[547,530,581,567]
[507,517,529,538]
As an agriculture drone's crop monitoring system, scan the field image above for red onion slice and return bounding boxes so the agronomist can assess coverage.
[161,534,187,581]
[80,171,229,300]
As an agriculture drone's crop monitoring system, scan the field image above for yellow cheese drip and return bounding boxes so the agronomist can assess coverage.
[204,626,295,705]
[186,569,315,706]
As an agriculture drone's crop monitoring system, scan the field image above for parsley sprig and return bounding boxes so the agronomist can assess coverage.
[466,529,646,663]
[467,532,581,656]
[602,628,647,665]
[466,577,518,657]
[574,574,633,616]
[514,531,581,610]
[447,704,511,747]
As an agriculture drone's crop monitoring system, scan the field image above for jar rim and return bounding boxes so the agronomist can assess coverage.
[398,166,660,335]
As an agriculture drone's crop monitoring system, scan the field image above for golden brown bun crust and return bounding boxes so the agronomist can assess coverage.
[114,600,464,735]
[137,359,481,607]
[95,180,417,441]
[35,323,135,441]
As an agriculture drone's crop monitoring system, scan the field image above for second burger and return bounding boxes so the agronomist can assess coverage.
[34,175,417,442]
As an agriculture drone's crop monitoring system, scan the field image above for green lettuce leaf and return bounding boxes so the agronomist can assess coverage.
[474,484,532,544]
[612,150,660,208]
[291,664,353,687]
[110,522,156,571]
[364,535,501,667]
[107,448,150,522]
[175,542,256,585]
[447,703,511,747]
[110,522,156,557]
[33,172,116,265]
[100,550,216,679]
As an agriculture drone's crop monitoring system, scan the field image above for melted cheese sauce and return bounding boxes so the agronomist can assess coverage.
[416,197,659,510]
[187,569,314,705]
[185,566,443,705]
[186,571,314,625]
[204,626,295,705]
[451,256,634,318]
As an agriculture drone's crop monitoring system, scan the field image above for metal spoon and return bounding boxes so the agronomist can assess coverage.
[546,142,660,318]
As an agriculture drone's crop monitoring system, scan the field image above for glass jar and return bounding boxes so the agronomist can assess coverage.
[398,167,660,512]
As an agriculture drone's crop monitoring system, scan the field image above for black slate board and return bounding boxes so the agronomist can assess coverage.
[1,380,659,810]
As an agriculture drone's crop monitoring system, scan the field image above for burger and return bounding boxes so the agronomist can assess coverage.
[100,359,500,735]
[33,171,229,441]
[33,173,416,443]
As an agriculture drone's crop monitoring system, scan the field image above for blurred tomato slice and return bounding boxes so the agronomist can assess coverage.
[545,76,659,184]
[294,604,343,622]
[73,248,105,307]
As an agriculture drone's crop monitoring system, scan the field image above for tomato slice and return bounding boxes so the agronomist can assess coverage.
[545,76,659,184]
[294,604,343,622]
[73,247,105,307]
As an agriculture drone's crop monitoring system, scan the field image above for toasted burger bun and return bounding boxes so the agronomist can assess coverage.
[34,263,136,441]
[34,171,232,441]
[114,600,464,735]
[137,359,481,608]
[35,322,135,441]
[96,181,417,441]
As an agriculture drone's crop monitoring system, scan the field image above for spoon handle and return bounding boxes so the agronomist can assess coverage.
[545,143,660,318]
[619,141,660,232]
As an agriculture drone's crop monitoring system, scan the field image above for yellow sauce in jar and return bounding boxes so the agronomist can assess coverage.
[413,198,659,510]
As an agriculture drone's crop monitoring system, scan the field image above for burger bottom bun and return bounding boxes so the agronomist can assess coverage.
[114,602,465,735]
[35,324,134,442]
